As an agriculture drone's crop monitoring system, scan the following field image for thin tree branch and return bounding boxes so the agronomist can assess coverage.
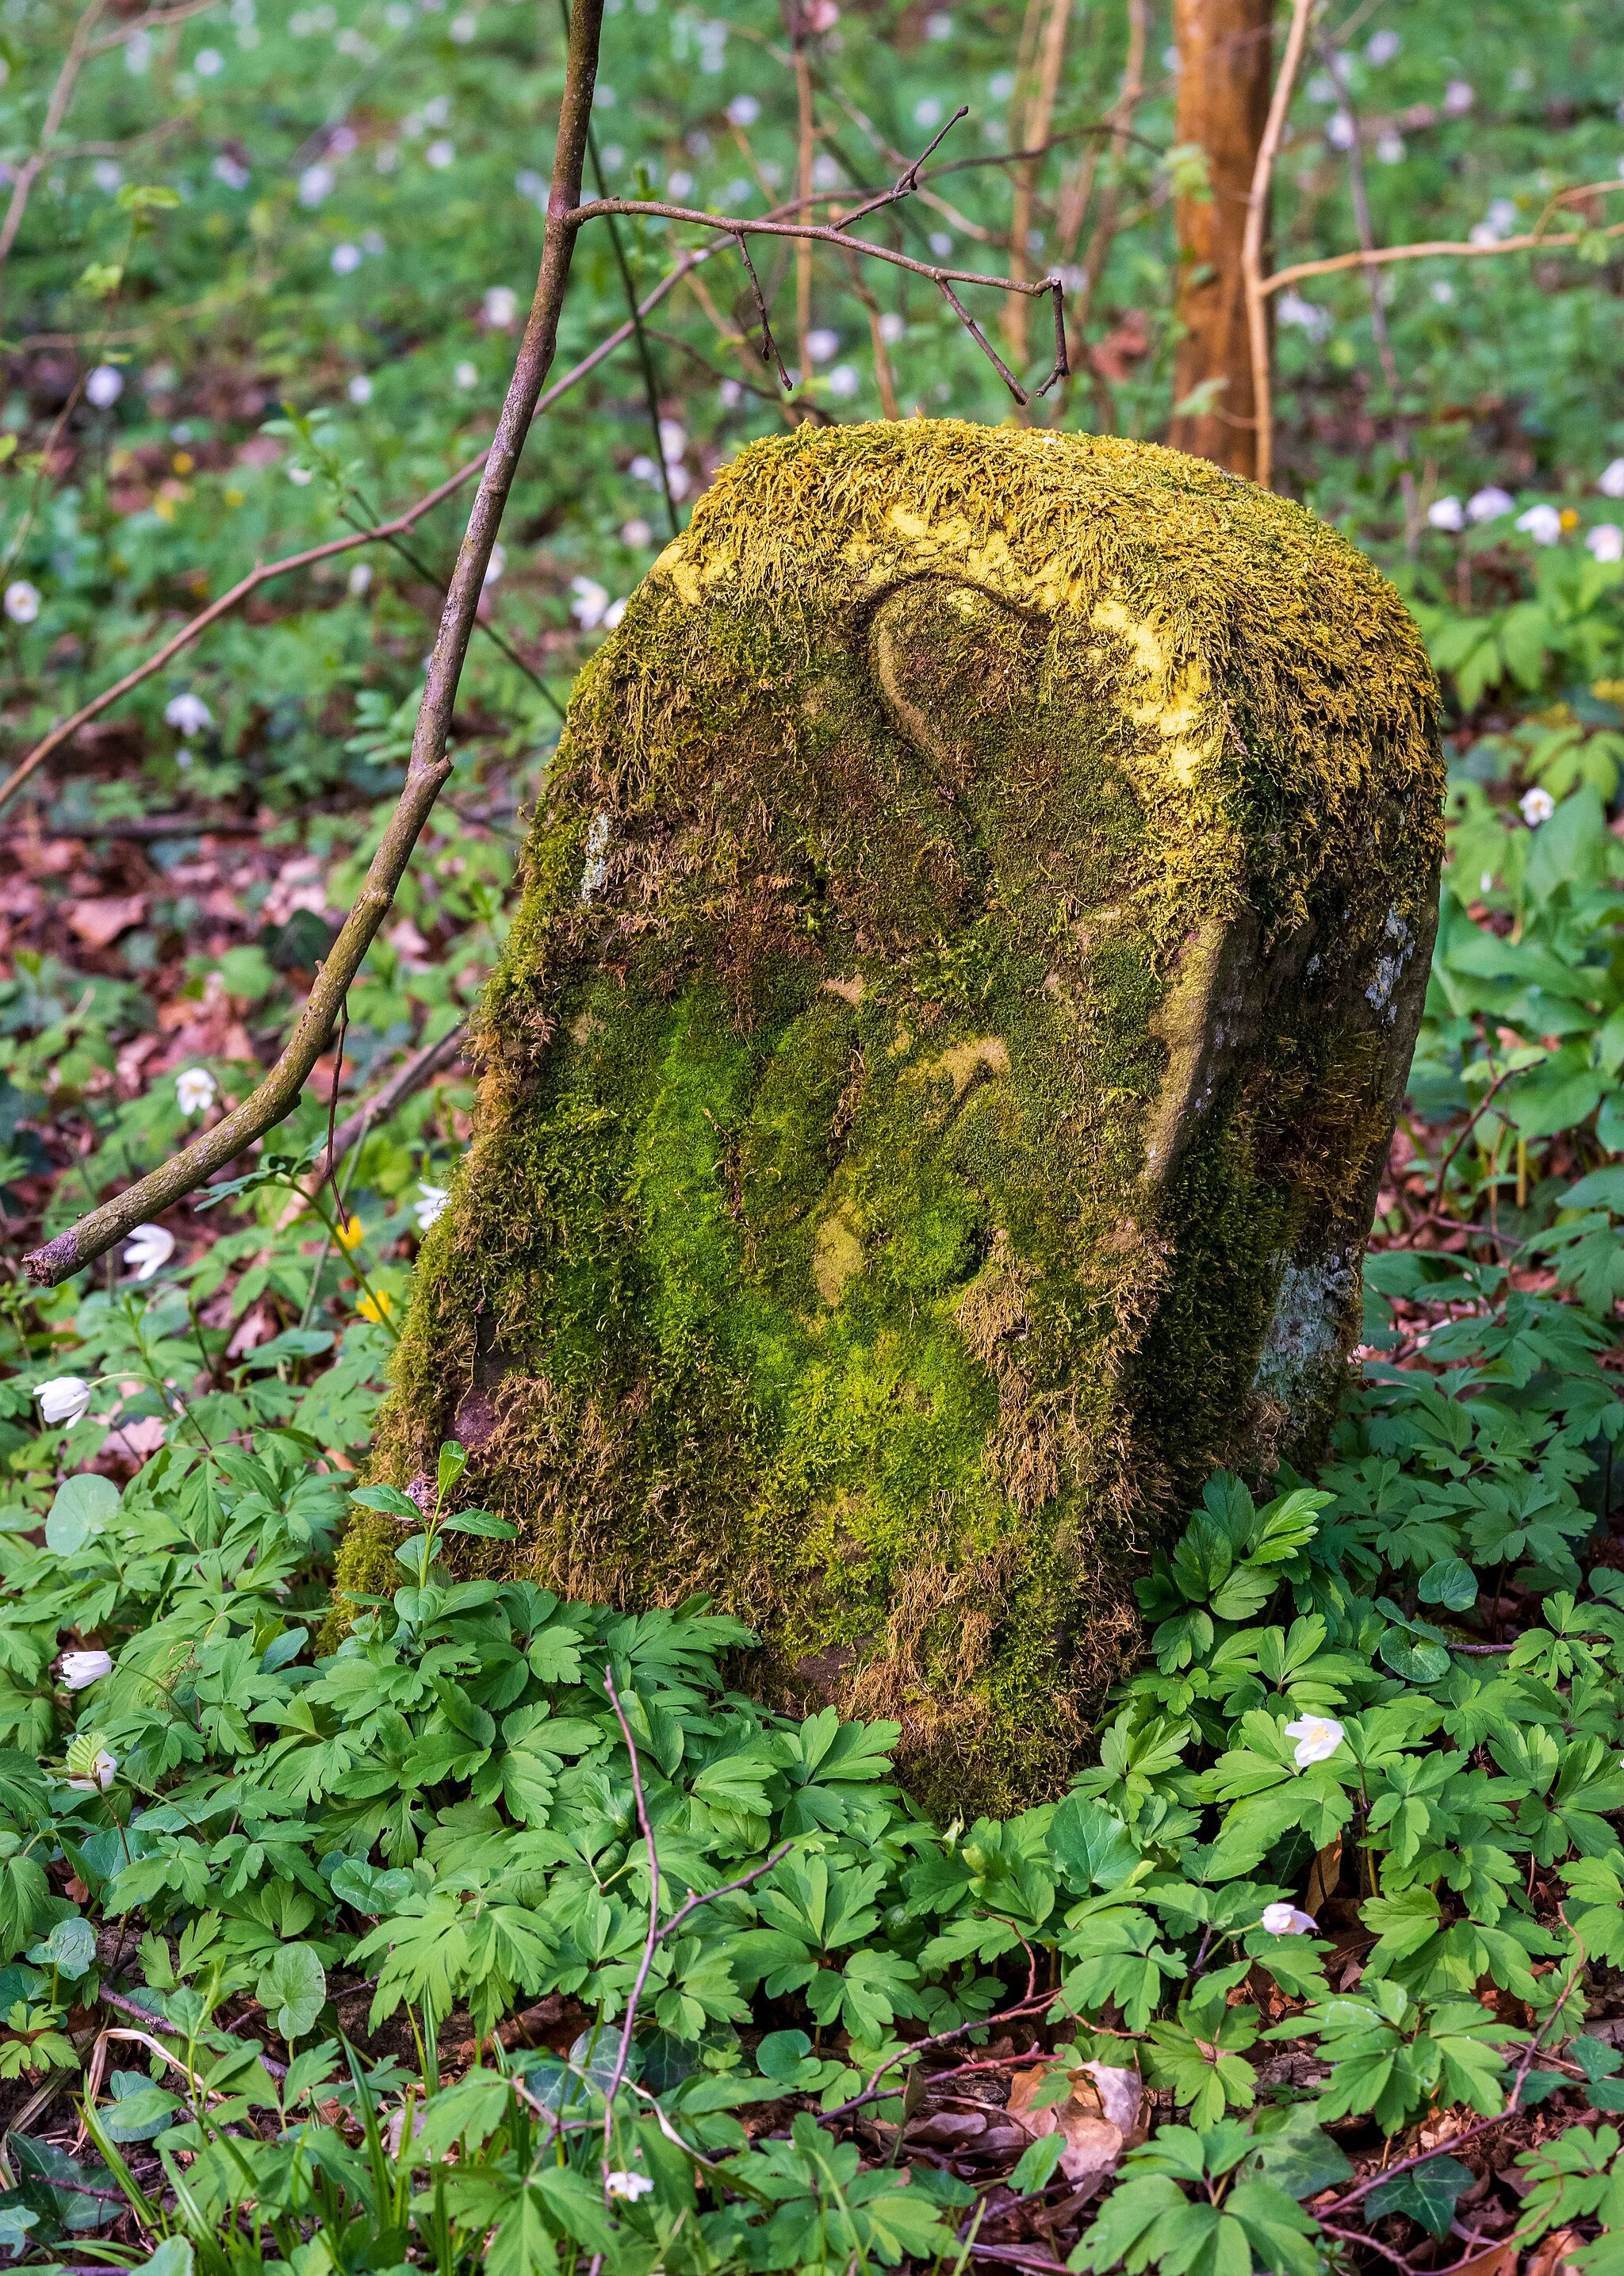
[20,0,607,1288]
[1262,214,1624,296]
[1243,0,1316,490]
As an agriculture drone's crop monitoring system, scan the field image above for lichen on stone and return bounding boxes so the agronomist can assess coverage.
[335,420,1444,1814]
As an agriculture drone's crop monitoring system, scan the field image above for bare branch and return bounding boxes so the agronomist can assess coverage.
[834,105,969,233]
[21,0,609,1289]
[1242,0,1316,491]
[1263,213,1624,296]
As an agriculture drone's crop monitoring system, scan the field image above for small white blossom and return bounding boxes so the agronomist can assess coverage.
[1277,290,1331,341]
[1365,28,1400,63]
[213,152,251,190]
[827,364,859,399]
[483,542,506,586]
[298,163,335,205]
[1599,459,1624,499]
[347,373,373,404]
[348,561,373,597]
[124,1224,176,1280]
[929,230,953,257]
[1284,1714,1345,1769]
[605,2171,653,2201]
[570,576,611,629]
[60,1649,113,1690]
[6,580,41,623]
[176,1067,218,1116]
[1520,785,1556,827]
[914,96,942,128]
[331,243,362,274]
[194,44,223,72]
[1427,496,1465,533]
[449,10,476,35]
[86,364,124,408]
[36,1377,92,1427]
[1431,279,1455,305]
[1467,485,1514,523]
[454,360,478,389]
[726,94,759,126]
[164,692,213,737]
[925,10,952,36]
[362,228,386,255]
[1261,1901,1317,1936]
[1375,131,1404,163]
[657,418,687,466]
[805,328,840,364]
[603,596,626,629]
[93,159,124,191]
[879,310,905,344]
[621,517,652,546]
[1588,523,1624,562]
[288,464,314,485]
[1516,503,1562,545]
[414,1182,450,1231]
[68,1749,119,1792]
[1325,110,1356,149]
[425,137,456,169]
[1443,79,1474,114]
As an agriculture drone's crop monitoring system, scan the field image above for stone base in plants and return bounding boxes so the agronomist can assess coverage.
[337,420,1443,1812]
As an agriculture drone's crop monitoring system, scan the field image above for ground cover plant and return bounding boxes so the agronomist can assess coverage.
[5,0,1624,2266]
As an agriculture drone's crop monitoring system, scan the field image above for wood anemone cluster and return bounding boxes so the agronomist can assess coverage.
[338,420,1443,1814]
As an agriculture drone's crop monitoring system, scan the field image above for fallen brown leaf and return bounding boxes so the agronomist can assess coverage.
[1007,2059,1143,2197]
[67,894,146,947]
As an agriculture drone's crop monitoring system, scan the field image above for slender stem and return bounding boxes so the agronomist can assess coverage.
[20,0,608,1289]
[1243,0,1315,491]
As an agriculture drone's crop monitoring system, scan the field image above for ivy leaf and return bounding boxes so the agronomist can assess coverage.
[1366,2154,1473,2238]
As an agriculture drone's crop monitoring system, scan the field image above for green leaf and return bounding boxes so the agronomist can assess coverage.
[1366,2154,1473,2238]
[1050,1795,1139,1891]
[45,1472,119,1557]
[255,1943,327,2041]
[1417,1558,1477,1611]
[1009,2128,1068,2194]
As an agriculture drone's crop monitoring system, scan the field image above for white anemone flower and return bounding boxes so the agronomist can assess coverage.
[86,364,124,408]
[604,2171,654,2201]
[4,580,40,624]
[1261,1901,1318,1936]
[164,692,213,737]
[331,243,362,275]
[414,1183,450,1231]
[454,360,478,389]
[298,163,334,205]
[60,1649,113,1690]
[347,373,373,404]
[1516,504,1562,545]
[1520,785,1556,826]
[570,577,611,630]
[1284,1714,1345,1768]
[67,1749,119,1792]
[176,1067,218,1116]
[36,1377,92,1427]
[1466,485,1514,523]
[1427,496,1465,533]
[482,285,517,327]
[1587,523,1624,563]
[483,543,506,587]
[1599,459,1624,499]
[123,1223,176,1280]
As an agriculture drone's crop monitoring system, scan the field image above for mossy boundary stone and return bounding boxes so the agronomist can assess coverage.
[339,420,1444,1814]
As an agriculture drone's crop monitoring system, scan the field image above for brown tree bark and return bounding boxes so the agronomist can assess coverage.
[1166,0,1273,478]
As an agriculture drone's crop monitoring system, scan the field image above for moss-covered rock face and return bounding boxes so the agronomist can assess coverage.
[342,421,1443,1813]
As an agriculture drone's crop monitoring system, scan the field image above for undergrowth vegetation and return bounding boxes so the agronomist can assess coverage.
[6,0,1624,2267]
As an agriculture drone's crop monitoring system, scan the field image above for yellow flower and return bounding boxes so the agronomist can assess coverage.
[335,1215,365,1252]
[172,450,194,475]
[224,485,245,507]
[357,1289,394,1324]
[1560,507,1580,531]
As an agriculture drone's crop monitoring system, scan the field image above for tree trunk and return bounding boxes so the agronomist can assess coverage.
[339,424,1442,1814]
[1166,0,1274,478]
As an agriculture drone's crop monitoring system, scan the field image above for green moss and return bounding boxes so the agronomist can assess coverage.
[337,422,1444,1810]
